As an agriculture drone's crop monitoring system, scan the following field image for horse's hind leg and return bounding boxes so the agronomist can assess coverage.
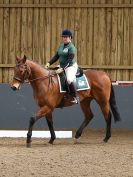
[104,111,111,142]
[75,99,93,141]
[99,102,112,143]
[45,113,56,144]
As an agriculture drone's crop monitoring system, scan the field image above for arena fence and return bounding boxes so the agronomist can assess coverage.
[0,0,133,82]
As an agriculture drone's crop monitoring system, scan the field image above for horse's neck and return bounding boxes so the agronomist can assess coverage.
[27,60,56,96]
[27,60,48,79]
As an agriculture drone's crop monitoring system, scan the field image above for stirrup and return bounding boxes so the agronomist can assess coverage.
[71,97,79,104]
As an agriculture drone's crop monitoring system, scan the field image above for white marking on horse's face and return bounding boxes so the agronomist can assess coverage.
[11,80,20,90]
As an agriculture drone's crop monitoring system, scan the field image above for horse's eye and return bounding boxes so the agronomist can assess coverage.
[20,69,24,74]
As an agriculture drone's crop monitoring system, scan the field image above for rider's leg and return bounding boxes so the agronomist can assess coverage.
[65,63,79,104]
[69,82,79,104]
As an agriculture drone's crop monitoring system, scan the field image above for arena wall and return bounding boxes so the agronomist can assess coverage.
[0,84,133,130]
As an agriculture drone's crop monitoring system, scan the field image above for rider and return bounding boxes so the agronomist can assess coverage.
[45,29,79,104]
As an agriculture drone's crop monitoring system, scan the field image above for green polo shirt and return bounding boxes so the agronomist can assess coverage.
[57,42,77,68]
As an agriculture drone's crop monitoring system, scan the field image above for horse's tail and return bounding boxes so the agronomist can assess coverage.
[109,83,121,122]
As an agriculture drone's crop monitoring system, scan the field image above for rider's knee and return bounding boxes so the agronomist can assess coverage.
[67,78,73,84]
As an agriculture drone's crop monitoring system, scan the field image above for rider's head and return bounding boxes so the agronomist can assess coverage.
[61,29,73,44]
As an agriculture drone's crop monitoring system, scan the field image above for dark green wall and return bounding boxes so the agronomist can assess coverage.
[0,84,133,129]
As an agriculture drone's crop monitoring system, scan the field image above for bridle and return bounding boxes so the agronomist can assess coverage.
[13,61,31,83]
[13,61,57,84]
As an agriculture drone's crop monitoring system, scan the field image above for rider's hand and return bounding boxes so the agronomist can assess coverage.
[56,68,63,74]
[45,62,50,68]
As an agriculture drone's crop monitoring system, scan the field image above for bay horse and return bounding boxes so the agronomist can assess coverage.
[11,55,121,147]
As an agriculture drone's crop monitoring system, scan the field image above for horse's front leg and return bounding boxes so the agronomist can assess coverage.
[26,106,52,147]
[45,113,56,144]
[27,116,37,147]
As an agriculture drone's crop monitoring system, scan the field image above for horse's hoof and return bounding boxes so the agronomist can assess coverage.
[73,138,78,144]
[48,139,54,145]
[26,143,31,148]
[103,138,108,143]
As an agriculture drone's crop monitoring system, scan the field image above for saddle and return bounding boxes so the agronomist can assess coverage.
[75,67,83,78]
[58,67,84,92]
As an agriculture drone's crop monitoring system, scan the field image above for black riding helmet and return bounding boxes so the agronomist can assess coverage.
[62,29,73,38]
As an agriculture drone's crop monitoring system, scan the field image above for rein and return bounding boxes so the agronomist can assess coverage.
[14,74,56,83]
[28,70,57,89]
[29,71,57,82]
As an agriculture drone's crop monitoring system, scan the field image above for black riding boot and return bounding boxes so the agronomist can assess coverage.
[69,82,79,104]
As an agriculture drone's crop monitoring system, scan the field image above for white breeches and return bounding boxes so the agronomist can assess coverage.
[65,62,78,84]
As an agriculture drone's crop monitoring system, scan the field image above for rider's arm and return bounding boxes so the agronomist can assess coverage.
[48,52,59,65]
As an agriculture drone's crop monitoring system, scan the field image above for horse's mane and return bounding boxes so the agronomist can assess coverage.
[27,59,46,70]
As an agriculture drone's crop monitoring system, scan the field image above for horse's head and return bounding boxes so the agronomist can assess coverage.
[11,55,31,90]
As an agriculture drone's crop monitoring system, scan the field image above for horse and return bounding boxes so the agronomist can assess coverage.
[11,55,121,147]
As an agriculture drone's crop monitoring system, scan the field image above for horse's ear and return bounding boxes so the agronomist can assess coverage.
[23,55,27,63]
[16,56,20,62]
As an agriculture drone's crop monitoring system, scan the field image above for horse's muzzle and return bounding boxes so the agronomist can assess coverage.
[10,82,21,91]
[11,85,18,91]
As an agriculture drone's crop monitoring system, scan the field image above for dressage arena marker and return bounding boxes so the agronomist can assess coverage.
[112,81,133,86]
[0,130,72,138]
